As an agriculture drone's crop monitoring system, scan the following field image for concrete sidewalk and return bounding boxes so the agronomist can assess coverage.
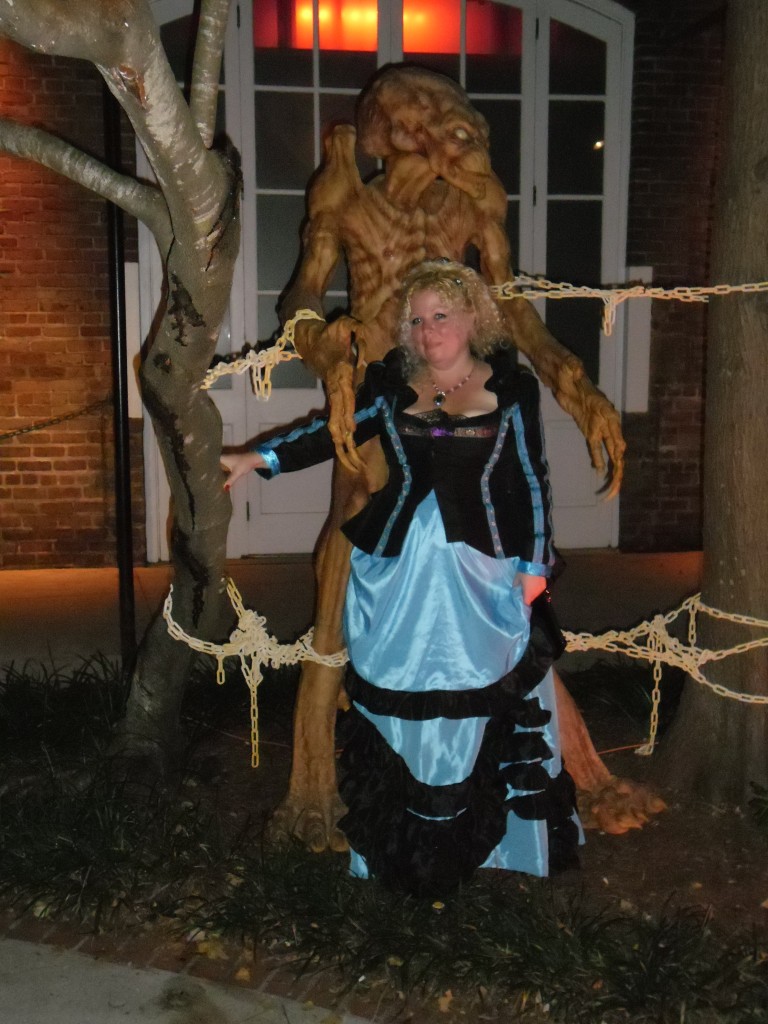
[0,936,368,1024]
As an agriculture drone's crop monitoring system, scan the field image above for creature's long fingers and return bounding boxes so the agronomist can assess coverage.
[602,457,624,502]
[587,433,607,477]
[601,420,626,501]
[328,363,364,473]
[329,410,363,473]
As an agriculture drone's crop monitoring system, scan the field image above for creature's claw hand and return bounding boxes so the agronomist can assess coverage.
[269,796,349,854]
[327,358,364,473]
[582,386,625,501]
[577,776,667,834]
[290,314,365,472]
[551,357,625,500]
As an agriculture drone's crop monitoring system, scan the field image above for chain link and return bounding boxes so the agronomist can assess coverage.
[163,579,348,767]
[163,580,768,766]
[492,276,768,336]
[198,280,768,392]
[201,310,324,395]
[0,396,112,443]
[565,594,768,755]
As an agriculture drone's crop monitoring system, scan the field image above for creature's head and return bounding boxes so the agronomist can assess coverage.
[356,64,492,199]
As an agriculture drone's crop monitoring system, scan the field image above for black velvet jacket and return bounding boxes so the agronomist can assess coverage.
[256,348,556,575]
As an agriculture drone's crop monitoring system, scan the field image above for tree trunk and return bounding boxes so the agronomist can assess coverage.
[662,0,768,803]
[114,162,242,769]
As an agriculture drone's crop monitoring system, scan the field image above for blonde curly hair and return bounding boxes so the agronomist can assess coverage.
[395,260,510,377]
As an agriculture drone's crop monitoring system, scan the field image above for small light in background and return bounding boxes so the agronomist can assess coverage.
[593,139,605,151]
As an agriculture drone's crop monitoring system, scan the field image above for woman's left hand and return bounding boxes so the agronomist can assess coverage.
[515,572,547,606]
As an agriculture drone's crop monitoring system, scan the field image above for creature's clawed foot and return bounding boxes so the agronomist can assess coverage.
[577,774,667,834]
[268,794,349,854]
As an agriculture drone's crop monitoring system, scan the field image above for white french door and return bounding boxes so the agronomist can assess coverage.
[142,0,634,559]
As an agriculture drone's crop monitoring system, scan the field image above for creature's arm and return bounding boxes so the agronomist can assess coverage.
[477,204,625,498]
[279,125,366,471]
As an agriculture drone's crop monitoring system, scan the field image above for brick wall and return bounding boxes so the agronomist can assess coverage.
[0,38,145,568]
[619,1,724,550]
[1,5,725,563]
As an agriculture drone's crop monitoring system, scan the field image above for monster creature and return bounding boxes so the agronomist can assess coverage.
[270,64,662,852]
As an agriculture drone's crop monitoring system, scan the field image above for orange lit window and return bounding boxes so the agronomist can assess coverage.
[254,0,377,51]
[403,0,459,54]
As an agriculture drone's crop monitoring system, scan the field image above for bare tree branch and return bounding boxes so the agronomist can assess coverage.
[0,0,230,247]
[190,0,231,149]
[0,0,132,64]
[98,46,229,250]
[0,117,173,250]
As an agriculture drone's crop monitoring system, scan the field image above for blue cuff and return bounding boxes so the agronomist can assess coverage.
[255,446,280,478]
[517,560,552,578]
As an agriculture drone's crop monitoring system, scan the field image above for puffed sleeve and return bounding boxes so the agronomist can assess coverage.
[253,362,386,478]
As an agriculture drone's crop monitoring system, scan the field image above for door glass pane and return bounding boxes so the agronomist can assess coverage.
[319,51,378,88]
[506,201,519,268]
[546,200,603,384]
[255,91,315,189]
[161,15,226,90]
[548,101,604,195]
[254,0,313,85]
[546,200,602,283]
[319,0,377,51]
[270,357,321,388]
[545,299,601,383]
[318,0,377,88]
[550,20,606,95]
[257,195,306,291]
[472,98,521,195]
[403,0,460,79]
[466,1,522,94]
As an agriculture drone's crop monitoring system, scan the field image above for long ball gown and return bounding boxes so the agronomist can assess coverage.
[337,412,583,897]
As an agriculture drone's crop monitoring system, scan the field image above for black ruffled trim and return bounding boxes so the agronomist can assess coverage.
[345,627,558,721]
[338,705,508,897]
[337,649,581,896]
[346,669,552,722]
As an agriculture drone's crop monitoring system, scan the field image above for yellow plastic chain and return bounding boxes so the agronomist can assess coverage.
[493,276,768,336]
[162,578,348,767]
[201,309,324,396]
[564,595,768,755]
[164,581,768,766]
[201,279,768,390]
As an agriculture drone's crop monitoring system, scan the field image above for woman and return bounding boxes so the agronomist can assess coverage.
[222,260,582,894]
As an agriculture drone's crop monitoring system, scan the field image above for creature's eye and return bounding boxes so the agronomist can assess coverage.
[453,127,470,142]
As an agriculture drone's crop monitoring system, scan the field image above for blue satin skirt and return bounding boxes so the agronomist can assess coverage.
[340,491,582,893]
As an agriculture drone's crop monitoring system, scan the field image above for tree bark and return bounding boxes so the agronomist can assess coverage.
[0,0,240,771]
[662,0,768,802]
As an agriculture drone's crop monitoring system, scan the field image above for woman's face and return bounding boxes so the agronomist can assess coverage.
[407,288,475,372]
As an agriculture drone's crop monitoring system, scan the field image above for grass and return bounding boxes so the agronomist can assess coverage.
[1,656,767,1022]
[198,845,768,1022]
[562,656,685,728]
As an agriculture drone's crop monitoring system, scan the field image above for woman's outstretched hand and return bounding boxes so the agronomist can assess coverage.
[221,451,266,491]
[515,572,547,606]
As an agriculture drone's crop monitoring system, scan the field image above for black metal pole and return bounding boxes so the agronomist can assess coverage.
[103,85,136,663]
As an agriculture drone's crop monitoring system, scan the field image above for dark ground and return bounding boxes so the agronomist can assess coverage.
[205,671,768,934]
[1,658,766,1022]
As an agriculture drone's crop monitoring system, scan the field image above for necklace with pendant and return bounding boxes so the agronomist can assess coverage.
[431,364,475,408]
